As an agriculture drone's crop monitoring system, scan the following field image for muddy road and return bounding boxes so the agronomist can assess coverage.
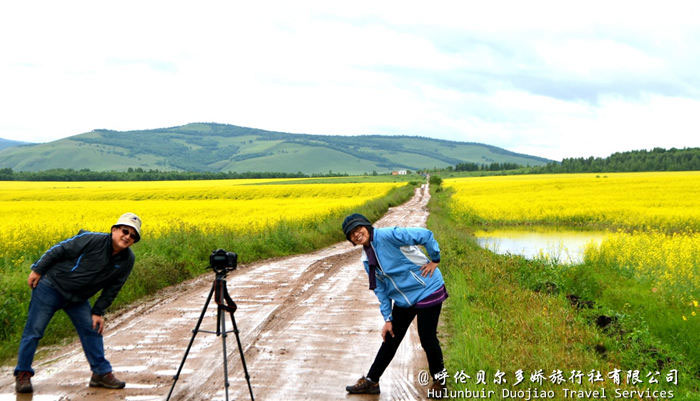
[1,184,436,400]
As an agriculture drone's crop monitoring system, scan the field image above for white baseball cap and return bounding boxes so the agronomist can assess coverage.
[112,212,142,242]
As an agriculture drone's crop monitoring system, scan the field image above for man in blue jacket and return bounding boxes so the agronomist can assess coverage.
[342,213,448,397]
[14,213,142,394]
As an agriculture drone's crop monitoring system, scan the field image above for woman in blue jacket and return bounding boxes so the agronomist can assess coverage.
[342,213,447,395]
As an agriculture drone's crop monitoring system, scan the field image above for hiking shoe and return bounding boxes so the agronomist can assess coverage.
[89,372,126,389]
[15,371,33,393]
[428,380,447,399]
[346,376,380,394]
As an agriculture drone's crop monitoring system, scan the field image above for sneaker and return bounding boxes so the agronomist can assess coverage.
[428,380,447,399]
[15,371,33,393]
[89,372,126,389]
[346,376,380,394]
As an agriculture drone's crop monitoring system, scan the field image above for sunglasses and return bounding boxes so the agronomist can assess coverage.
[120,227,138,241]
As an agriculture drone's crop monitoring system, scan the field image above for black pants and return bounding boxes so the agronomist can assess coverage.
[367,302,444,382]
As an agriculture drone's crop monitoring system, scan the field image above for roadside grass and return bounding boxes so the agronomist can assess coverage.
[520,259,700,375]
[427,188,699,400]
[0,183,416,364]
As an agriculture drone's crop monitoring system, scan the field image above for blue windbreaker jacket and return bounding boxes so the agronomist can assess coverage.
[361,227,443,321]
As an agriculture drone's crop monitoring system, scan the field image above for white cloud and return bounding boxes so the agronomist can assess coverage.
[534,39,665,78]
[0,0,699,160]
[508,94,700,160]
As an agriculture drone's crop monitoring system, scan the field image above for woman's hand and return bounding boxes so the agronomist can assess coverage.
[381,321,394,342]
[420,261,439,277]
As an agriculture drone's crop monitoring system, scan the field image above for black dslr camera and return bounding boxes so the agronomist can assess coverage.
[209,248,237,274]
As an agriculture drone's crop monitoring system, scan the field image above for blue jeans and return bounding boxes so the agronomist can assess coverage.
[14,280,112,376]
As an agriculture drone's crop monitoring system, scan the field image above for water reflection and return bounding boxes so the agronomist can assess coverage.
[0,393,59,401]
[474,228,609,264]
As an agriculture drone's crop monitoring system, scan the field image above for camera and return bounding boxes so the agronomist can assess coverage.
[209,248,237,274]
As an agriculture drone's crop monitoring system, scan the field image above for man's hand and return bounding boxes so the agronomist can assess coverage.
[92,314,105,335]
[381,321,394,342]
[27,271,42,289]
[420,261,439,277]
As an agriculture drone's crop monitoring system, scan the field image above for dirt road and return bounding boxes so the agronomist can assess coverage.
[1,184,435,400]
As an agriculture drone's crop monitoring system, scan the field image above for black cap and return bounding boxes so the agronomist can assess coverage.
[342,213,372,241]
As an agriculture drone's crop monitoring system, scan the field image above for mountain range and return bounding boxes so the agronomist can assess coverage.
[0,123,551,174]
[0,138,31,152]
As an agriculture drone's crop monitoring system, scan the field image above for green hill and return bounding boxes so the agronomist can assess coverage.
[0,138,32,151]
[0,123,551,174]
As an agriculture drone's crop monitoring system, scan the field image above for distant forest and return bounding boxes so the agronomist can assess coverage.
[452,162,523,172]
[0,168,333,181]
[449,147,699,173]
[534,147,699,173]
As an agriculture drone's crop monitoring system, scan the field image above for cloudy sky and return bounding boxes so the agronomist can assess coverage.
[1,1,698,161]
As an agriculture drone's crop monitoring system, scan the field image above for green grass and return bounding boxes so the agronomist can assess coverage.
[223,146,383,175]
[427,188,699,400]
[0,183,417,364]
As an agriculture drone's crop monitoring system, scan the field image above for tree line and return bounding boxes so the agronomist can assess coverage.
[453,162,523,171]
[0,168,349,181]
[445,147,699,174]
[534,147,699,173]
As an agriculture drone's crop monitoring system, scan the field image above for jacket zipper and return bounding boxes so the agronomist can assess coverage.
[410,271,427,287]
[71,254,84,272]
[371,242,411,305]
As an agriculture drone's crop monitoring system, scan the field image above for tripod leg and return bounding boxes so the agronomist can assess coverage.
[219,305,231,401]
[229,311,255,401]
[166,282,216,401]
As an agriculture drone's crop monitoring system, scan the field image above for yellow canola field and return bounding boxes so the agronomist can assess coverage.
[0,179,402,264]
[444,172,700,232]
[584,230,699,296]
[444,172,700,299]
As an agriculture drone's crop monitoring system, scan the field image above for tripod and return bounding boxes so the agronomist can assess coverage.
[166,271,254,401]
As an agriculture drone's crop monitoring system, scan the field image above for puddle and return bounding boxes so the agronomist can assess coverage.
[114,365,148,372]
[126,383,158,389]
[0,395,63,401]
[474,227,608,264]
[154,368,193,376]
